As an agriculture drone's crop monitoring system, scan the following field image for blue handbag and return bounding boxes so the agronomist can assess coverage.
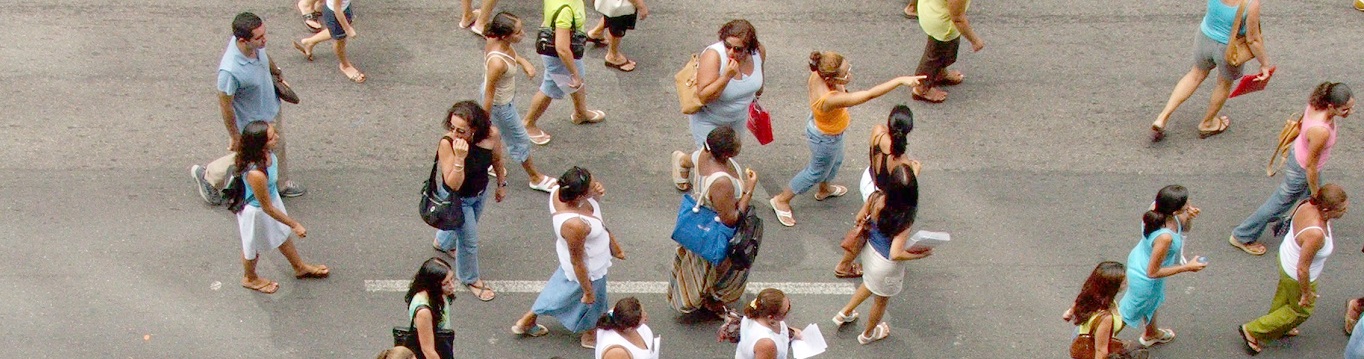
[670,193,735,266]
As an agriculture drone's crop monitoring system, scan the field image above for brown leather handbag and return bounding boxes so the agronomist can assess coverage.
[1225,0,1259,67]
[1069,313,1127,359]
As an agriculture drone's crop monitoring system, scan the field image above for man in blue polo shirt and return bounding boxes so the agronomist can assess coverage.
[191,12,305,205]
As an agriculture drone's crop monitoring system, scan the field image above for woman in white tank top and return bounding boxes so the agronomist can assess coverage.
[1239,184,1349,354]
[481,12,560,193]
[594,297,658,359]
[736,288,802,359]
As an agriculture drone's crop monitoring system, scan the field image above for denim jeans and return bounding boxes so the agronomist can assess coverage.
[1233,148,1316,244]
[488,101,530,163]
[788,117,845,194]
[434,184,487,284]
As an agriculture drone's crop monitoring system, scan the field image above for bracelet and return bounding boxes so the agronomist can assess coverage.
[452,164,465,169]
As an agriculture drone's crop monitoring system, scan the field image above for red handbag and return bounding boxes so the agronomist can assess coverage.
[747,100,773,145]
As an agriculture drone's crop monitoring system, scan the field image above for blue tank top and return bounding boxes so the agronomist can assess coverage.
[1200,0,1248,44]
[243,154,279,208]
[868,220,895,259]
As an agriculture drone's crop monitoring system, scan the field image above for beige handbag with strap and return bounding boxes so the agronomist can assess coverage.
[674,54,703,114]
[1225,0,1259,67]
[1266,113,1303,177]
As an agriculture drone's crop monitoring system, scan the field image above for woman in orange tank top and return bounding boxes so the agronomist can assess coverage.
[768,51,923,227]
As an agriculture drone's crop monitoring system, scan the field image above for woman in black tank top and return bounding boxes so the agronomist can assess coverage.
[434,101,508,302]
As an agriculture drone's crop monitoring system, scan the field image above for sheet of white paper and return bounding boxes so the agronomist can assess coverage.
[907,230,951,251]
[790,323,827,359]
[548,72,579,95]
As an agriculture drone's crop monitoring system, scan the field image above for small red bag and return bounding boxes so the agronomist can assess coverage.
[747,100,773,145]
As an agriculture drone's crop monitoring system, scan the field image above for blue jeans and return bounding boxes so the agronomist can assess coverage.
[434,185,487,284]
[1348,318,1364,359]
[488,101,530,163]
[788,118,845,195]
[1233,148,1316,244]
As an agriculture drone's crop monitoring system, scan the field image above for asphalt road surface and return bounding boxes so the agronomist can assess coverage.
[3,0,1363,358]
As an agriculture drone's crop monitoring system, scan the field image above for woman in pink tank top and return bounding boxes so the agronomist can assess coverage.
[1230,82,1354,255]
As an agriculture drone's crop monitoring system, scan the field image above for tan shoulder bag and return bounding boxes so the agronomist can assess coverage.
[1225,0,1259,67]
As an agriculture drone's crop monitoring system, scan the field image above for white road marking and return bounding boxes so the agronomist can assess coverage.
[364,280,855,295]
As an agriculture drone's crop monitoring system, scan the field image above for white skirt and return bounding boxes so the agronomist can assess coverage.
[860,243,906,297]
[236,197,290,260]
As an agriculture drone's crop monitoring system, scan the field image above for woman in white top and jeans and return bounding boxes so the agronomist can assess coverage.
[481,12,557,192]
[1239,184,1349,354]
[670,19,765,192]
[736,288,802,359]
[512,167,625,349]
[595,297,658,359]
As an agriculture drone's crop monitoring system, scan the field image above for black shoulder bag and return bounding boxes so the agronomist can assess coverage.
[419,137,464,230]
[535,4,587,59]
[727,205,763,269]
[392,304,455,359]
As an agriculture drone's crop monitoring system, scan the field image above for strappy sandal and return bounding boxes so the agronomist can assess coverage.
[466,281,496,302]
[858,322,890,344]
[1346,298,1363,335]
[671,151,691,191]
[833,263,863,278]
[1198,116,1231,139]
[1228,235,1267,256]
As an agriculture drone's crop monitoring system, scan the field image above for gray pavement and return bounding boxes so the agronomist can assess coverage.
[2,0,1364,358]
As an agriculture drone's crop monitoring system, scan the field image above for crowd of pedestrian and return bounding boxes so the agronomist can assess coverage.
[186,0,1364,357]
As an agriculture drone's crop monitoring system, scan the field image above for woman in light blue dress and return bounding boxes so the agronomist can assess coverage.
[1119,185,1207,347]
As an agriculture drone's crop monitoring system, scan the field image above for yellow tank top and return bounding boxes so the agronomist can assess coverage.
[918,0,968,41]
[1077,309,1124,336]
[811,91,851,135]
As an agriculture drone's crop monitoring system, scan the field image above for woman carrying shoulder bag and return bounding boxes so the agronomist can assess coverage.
[404,258,456,359]
[1149,0,1272,141]
[1062,261,1146,359]
[669,19,765,192]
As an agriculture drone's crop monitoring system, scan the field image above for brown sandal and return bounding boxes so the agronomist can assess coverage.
[242,279,280,294]
[1198,116,1231,139]
[912,87,947,103]
[295,264,330,279]
[834,263,863,278]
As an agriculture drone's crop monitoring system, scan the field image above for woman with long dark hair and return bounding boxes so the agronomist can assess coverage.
[404,257,456,359]
[835,105,921,278]
[594,297,656,359]
[432,101,507,302]
[1230,82,1353,255]
[230,120,329,294]
[768,51,922,227]
[830,164,932,344]
[1062,261,1137,359]
[736,288,801,359]
[511,167,625,349]
[666,127,759,315]
[1239,184,1349,354]
[1118,185,1207,347]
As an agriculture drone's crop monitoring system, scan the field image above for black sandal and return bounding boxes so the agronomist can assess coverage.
[303,12,323,33]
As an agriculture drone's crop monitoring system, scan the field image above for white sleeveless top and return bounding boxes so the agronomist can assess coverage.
[550,187,612,281]
[691,152,744,208]
[594,324,658,359]
[1280,219,1334,282]
[484,51,517,105]
[735,317,789,359]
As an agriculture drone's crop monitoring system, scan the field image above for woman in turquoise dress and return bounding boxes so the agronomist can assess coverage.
[1119,185,1208,347]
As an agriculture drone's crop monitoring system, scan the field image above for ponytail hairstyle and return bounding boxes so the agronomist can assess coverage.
[886,105,914,157]
[705,126,741,162]
[595,297,643,332]
[1070,261,1126,325]
[1308,82,1354,111]
[1310,183,1348,213]
[556,166,593,203]
[484,11,521,39]
[233,120,272,177]
[808,51,845,84]
[743,288,788,319]
[1142,185,1188,237]
[877,164,919,238]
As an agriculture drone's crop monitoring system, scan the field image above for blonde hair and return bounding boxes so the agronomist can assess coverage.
[808,51,844,82]
[376,346,415,359]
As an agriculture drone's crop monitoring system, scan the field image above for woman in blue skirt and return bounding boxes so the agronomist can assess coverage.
[1119,185,1208,347]
[511,167,625,349]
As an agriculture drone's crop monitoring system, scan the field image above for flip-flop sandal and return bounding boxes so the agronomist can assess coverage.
[769,198,796,227]
[814,185,849,201]
[529,176,558,193]
[303,13,323,33]
[1139,328,1175,346]
[1198,116,1231,139]
[1238,325,1262,355]
[940,70,964,86]
[466,282,496,301]
[833,263,863,278]
[1228,235,1267,256]
[292,40,313,62]
[671,150,691,191]
[605,58,637,72]
[586,36,607,46]
[912,88,947,103]
[528,129,552,145]
[243,279,280,294]
[343,68,367,84]
[511,323,549,337]
[571,110,606,124]
[1150,125,1165,143]
[295,265,330,279]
